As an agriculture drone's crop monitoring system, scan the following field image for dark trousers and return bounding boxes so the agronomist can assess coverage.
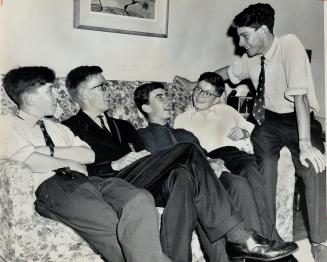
[160,168,229,262]
[220,172,264,234]
[251,110,327,243]
[35,171,169,262]
[208,147,275,239]
[114,142,242,262]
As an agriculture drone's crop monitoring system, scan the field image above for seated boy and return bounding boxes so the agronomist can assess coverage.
[0,66,170,262]
[62,65,297,262]
[134,80,298,262]
[175,72,279,240]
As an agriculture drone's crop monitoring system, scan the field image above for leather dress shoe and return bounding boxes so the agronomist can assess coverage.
[226,230,298,261]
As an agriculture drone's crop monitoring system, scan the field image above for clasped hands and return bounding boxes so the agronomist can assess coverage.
[227,127,249,140]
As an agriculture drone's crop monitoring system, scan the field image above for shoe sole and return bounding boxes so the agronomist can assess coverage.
[229,245,299,261]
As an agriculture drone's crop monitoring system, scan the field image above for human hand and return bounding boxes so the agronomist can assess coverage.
[208,158,228,178]
[299,142,325,173]
[112,150,151,171]
[173,76,196,90]
[227,127,249,141]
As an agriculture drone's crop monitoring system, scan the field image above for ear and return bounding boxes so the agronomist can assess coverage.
[258,25,268,36]
[78,88,88,103]
[141,104,151,114]
[22,92,34,106]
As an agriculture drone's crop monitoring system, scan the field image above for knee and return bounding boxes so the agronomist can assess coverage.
[223,175,253,197]
[230,176,252,192]
[128,189,155,208]
[178,141,202,152]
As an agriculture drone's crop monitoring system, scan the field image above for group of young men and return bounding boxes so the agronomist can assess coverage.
[0,3,326,262]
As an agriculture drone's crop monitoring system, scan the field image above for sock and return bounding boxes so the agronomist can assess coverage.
[226,222,252,244]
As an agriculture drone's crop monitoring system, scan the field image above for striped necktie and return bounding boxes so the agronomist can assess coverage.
[252,56,265,125]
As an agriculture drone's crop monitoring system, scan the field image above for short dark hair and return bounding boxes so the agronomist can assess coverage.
[134,82,164,118]
[2,66,55,107]
[197,72,225,97]
[233,3,275,33]
[65,66,103,101]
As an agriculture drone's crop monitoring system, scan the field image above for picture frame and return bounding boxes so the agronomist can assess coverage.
[73,0,169,38]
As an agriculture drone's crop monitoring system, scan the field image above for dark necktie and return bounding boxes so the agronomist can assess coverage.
[252,56,265,125]
[36,120,55,156]
[97,115,111,134]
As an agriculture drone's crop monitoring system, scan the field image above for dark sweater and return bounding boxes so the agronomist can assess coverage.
[137,122,201,153]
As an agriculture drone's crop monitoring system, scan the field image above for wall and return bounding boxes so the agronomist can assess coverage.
[0,0,325,118]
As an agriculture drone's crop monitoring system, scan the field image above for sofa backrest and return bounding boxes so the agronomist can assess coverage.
[0,77,193,129]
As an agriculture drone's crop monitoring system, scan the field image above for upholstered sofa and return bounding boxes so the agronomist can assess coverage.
[0,78,296,262]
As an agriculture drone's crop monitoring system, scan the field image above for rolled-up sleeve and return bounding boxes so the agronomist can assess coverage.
[282,34,319,112]
[228,55,249,85]
[283,35,310,98]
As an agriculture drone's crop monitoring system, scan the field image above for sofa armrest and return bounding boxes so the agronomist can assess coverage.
[0,159,34,258]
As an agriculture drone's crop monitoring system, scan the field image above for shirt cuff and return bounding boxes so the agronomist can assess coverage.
[245,123,255,135]
[227,66,242,85]
[285,88,308,101]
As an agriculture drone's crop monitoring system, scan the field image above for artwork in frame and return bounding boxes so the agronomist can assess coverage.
[74,0,169,38]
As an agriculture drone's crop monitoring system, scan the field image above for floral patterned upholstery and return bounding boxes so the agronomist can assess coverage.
[0,78,294,261]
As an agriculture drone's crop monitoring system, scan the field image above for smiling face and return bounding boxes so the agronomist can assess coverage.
[82,73,111,114]
[193,80,220,111]
[237,26,265,57]
[145,88,171,124]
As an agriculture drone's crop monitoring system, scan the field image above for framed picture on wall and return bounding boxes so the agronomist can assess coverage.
[73,0,169,38]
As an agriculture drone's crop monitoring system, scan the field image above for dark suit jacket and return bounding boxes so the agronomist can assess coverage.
[62,110,144,176]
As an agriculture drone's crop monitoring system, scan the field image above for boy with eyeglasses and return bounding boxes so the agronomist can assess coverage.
[174,72,283,241]
[175,72,254,154]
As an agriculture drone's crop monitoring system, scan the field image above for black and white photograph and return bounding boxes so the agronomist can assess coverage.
[90,0,156,20]
[74,0,168,37]
[0,1,326,262]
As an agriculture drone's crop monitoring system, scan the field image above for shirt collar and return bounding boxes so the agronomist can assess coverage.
[148,122,171,129]
[190,104,219,119]
[17,110,41,127]
[83,110,105,122]
[264,36,279,63]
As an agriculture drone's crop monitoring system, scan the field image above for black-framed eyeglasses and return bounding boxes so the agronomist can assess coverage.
[193,86,218,98]
[91,82,110,92]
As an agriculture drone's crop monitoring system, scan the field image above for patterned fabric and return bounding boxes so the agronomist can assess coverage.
[0,77,294,261]
[252,56,265,125]
[0,160,103,262]
[36,120,55,155]
[276,147,295,241]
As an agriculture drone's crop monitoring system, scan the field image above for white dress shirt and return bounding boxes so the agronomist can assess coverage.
[228,34,320,114]
[0,110,91,188]
[174,104,254,153]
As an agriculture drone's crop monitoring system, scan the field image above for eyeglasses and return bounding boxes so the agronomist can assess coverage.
[91,82,110,92]
[193,86,218,98]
